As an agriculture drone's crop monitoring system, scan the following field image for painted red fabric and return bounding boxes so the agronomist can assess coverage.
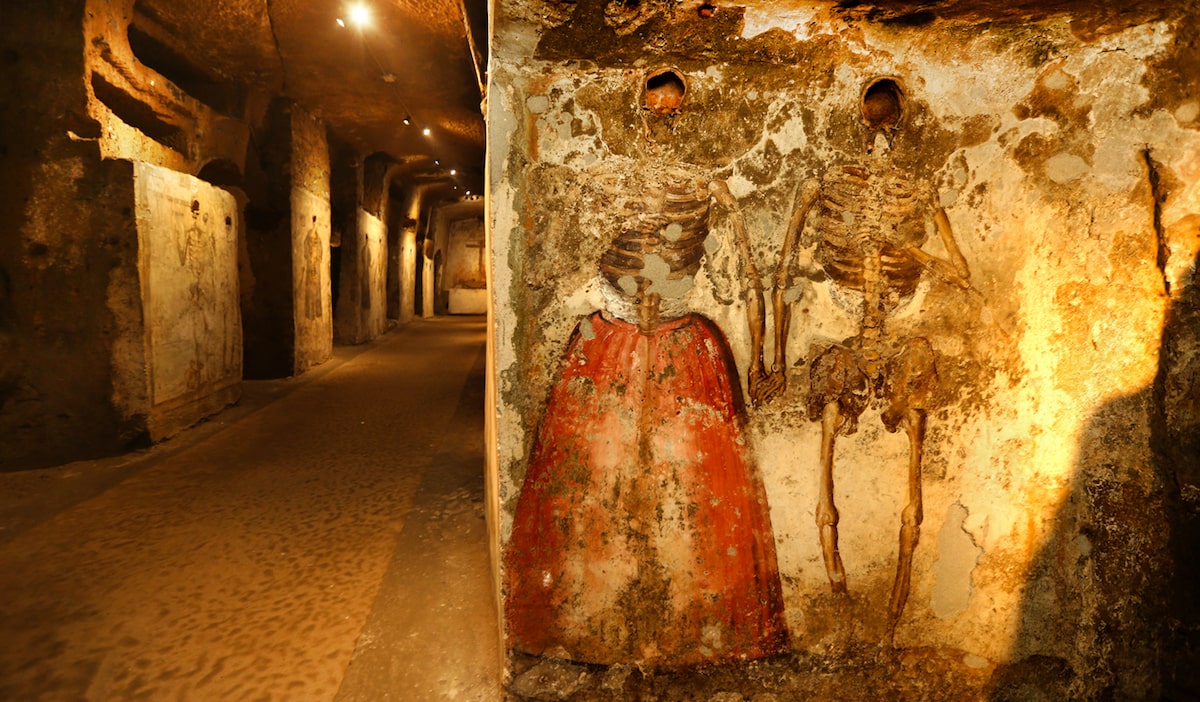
[506,311,788,668]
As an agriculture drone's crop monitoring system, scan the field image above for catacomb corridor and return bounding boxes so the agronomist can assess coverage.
[3,0,1200,700]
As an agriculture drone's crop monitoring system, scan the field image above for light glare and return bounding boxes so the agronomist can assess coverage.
[423,127,431,136]
[347,3,371,28]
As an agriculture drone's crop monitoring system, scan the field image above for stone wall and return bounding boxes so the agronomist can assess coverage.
[0,0,342,466]
[332,208,388,342]
[2,2,149,468]
[437,202,488,314]
[488,2,1200,696]
[133,162,241,439]
[396,186,428,325]
[290,106,333,374]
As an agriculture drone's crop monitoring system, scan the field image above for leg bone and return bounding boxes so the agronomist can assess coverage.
[817,400,848,593]
[808,345,868,594]
[885,406,926,645]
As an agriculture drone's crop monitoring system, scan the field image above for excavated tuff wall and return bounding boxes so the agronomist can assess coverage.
[488,1,1200,696]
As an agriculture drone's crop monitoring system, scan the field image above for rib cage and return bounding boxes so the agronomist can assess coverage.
[813,163,929,358]
[599,176,712,288]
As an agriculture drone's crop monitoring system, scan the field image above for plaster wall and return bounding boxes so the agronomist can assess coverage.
[361,210,389,337]
[133,162,241,438]
[445,216,489,314]
[488,2,1200,694]
[422,246,436,319]
[334,209,388,344]
[290,107,333,373]
[397,187,426,325]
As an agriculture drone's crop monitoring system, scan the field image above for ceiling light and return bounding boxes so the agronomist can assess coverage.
[403,114,411,125]
[423,127,431,136]
[347,3,372,28]
[434,160,440,165]
[336,17,346,27]
[450,169,457,176]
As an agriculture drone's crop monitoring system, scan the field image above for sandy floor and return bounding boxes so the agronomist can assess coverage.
[0,317,500,702]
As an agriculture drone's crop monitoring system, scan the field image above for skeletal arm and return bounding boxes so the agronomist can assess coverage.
[770,180,820,389]
[906,207,970,288]
[710,179,775,406]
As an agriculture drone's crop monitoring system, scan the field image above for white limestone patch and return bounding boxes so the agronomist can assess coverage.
[1175,101,1199,124]
[741,6,820,42]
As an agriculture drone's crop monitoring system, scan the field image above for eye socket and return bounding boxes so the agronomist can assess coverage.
[644,68,687,115]
[862,78,904,129]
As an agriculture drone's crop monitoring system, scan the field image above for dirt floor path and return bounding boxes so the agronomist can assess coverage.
[0,316,499,701]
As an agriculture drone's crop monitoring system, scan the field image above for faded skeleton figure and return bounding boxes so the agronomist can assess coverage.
[771,78,971,644]
[505,69,788,668]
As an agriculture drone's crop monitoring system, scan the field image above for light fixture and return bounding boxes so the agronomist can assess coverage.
[450,169,457,176]
[336,17,346,27]
[465,190,472,196]
[434,160,440,166]
[347,3,372,28]
[403,114,411,125]
[423,127,431,136]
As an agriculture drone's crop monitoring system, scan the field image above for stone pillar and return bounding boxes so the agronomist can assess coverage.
[289,106,332,374]
[335,154,391,344]
[396,186,427,325]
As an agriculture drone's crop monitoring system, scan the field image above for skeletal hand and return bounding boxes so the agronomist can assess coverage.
[708,179,735,207]
[929,258,971,288]
[749,367,786,406]
[907,246,970,288]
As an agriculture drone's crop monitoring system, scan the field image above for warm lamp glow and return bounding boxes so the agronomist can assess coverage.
[450,169,457,176]
[423,127,432,136]
[347,3,371,28]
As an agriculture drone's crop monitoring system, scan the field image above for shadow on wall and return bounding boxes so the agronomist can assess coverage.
[992,249,1200,701]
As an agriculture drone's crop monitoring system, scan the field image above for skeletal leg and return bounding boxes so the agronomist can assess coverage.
[817,400,848,593]
[880,338,936,645]
[886,408,924,646]
[808,345,868,595]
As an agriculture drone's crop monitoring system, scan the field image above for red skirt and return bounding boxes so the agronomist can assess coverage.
[505,311,788,668]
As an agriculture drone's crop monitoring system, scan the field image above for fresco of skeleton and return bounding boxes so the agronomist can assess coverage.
[772,77,972,645]
[503,68,789,669]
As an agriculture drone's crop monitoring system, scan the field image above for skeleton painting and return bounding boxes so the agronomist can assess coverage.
[505,68,788,669]
[773,78,971,644]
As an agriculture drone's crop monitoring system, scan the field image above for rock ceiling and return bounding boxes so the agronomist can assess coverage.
[134,0,488,194]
